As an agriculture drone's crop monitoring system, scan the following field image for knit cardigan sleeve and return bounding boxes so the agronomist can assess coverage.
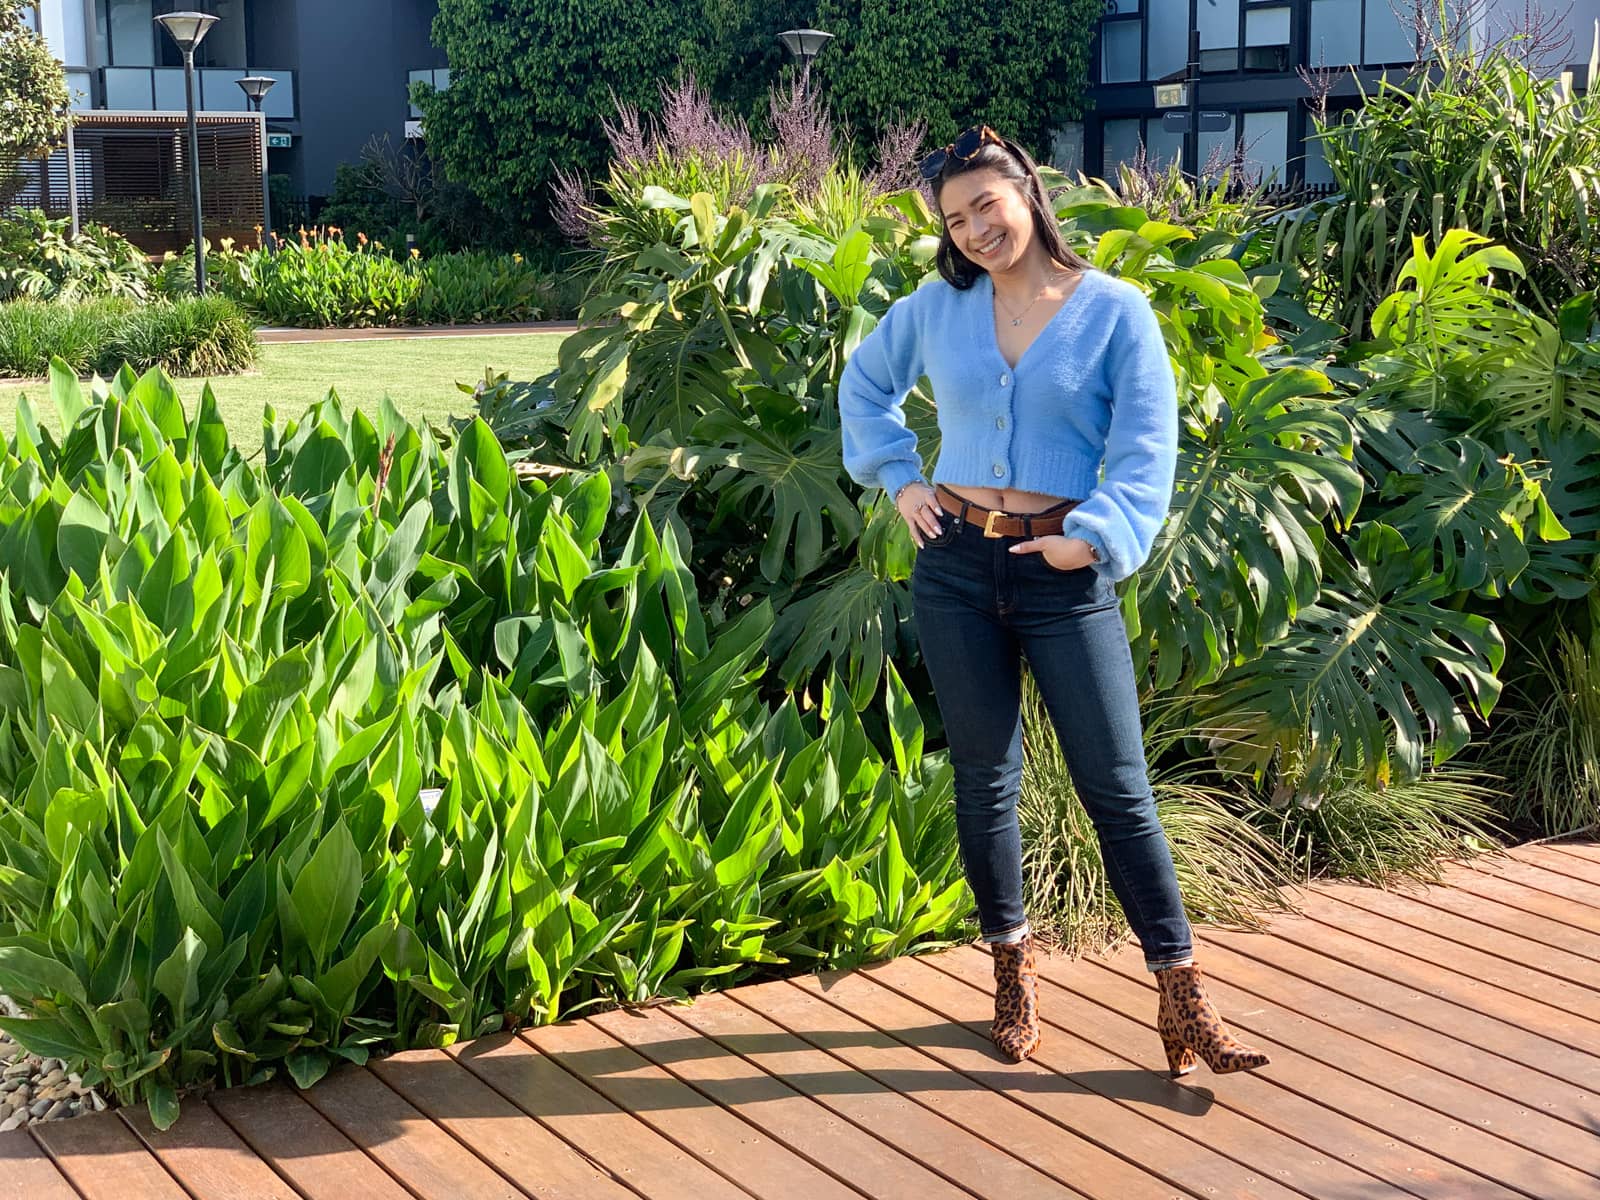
[838,288,929,498]
[1059,290,1178,582]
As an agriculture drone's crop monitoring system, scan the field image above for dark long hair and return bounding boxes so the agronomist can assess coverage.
[930,132,1091,290]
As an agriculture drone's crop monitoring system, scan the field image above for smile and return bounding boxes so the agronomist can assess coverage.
[974,232,1006,256]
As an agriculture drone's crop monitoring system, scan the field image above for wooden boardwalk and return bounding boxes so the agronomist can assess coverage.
[4,841,1597,1200]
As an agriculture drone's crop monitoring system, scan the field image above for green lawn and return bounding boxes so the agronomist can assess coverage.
[0,333,568,454]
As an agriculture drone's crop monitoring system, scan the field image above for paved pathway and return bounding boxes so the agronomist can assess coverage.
[5,840,1598,1199]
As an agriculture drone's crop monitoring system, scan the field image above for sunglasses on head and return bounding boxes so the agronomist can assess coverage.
[918,125,1006,180]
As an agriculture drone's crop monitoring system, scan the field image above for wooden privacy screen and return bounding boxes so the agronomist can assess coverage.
[4,112,267,256]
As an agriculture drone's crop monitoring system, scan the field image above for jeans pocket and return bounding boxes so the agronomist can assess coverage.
[919,521,960,550]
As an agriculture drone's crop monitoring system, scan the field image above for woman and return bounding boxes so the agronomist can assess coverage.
[839,125,1269,1076]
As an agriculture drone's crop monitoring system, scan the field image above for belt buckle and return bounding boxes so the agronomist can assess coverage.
[982,509,1004,538]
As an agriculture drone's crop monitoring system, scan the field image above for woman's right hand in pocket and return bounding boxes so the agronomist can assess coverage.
[896,482,944,549]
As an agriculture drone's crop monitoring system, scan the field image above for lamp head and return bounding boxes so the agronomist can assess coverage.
[154,11,220,54]
[237,75,277,102]
[777,29,834,63]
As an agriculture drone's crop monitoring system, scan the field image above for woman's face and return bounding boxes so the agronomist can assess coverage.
[937,168,1035,273]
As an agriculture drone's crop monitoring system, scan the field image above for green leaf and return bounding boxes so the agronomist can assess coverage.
[287,819,363,969]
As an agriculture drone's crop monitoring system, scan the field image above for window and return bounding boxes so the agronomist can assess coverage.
[1051,122,1085,175]
[1103,118,1143,176]
[1241,110,1289,183]
[1144,121,1184,171]
[107,0,155,67]
[1101,21,1141,84]
[408,68,450,118]
[1198,0,1241,49]
[1308,0,1360,67]
[1147,0,1188,80]
[1299,128,1335,185]
[1364,0,1418,64]
[1199,125,1235,178]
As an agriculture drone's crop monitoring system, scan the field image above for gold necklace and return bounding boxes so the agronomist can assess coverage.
[996,269,1069,327]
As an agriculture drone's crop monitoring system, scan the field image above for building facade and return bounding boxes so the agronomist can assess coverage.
[1075,0,1600,186]
[31,0,446,196]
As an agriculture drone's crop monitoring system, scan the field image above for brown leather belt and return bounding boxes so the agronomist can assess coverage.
[935,484,1078,538]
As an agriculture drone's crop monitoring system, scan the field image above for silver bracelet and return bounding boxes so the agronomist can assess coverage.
[892,480,928,504]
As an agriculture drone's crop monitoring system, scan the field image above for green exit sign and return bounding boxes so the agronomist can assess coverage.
[266,133,292,148]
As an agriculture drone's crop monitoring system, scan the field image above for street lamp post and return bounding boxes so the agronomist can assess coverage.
[777,28,833,92]
[155,11,219,295]
[237,76,277,251]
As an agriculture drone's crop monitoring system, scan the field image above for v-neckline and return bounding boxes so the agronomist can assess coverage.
[986,269,1096,372]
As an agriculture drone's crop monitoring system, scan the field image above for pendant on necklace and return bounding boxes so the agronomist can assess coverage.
[1011,317,1021,326]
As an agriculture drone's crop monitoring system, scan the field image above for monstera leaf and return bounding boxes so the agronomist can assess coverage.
[1135,366,1363,690]
[1500,422,1600,602]
[1199,523,1505,793]
[1380,436,1566,596]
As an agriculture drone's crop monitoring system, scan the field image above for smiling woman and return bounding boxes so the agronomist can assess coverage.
[839,122,1270,1080]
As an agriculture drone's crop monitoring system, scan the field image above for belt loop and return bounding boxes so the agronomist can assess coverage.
[1023,515,1034,539]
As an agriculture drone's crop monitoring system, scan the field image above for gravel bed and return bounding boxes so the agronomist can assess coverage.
[0,995,109,1132]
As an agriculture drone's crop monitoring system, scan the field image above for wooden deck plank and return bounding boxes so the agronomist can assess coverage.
[522,1011,860,1200]
[121,1102,301,1200]
[295,1065,524,1200]
[1197,922,1600,1096]
[1417,862,1600,952]
[0,1129,80,1200]
[671,984,1082,1200]
[773,973,1168,1200]
[902,946,1432,1200]
[919,944,1504,1200]
[1089,953,1600,1199]
[1262,903,1600,1058]
[1294,888,1599,1019]
[31,1109,187,1199]
[1320,881,1600,991]
[1190,931,1600,1132]
[208,1082,413,1200]
[1386,870,1600,963]
[369,1048,637,1200]
[448,1030,753,1200]
[1550,841,1600,864]
[794,962,1283,1200]
[589,1001,968,1200]
[1513,843,1600,887]
[1468,853,1600,911]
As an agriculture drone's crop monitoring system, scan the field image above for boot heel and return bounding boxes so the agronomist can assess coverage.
[1162,1033,1197,1076]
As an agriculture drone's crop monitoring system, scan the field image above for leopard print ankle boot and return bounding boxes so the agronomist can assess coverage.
[1154,962,1270,1076]
[989,934,1041,1062]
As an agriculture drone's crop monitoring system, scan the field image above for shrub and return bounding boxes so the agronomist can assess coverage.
[0,210,151,302]
[413,251,548,324]
[220,229,421,327]
[0,364,966,1127]
[0,297,118,376]
[106,294,257,376]
[0,296,255,378]
[1252,767,1505,885]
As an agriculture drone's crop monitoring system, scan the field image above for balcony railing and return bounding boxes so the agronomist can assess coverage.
[99,66,296,119]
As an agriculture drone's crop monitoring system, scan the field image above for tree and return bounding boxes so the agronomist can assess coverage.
[420,0,1105,235]
[421,0,709,234]
[0,1,70,167]
[813,0,1105,157]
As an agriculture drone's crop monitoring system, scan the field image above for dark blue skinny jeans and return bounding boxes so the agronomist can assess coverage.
[911,513,1194,971]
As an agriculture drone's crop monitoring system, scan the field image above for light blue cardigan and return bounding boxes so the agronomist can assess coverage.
[838,268,1178,581]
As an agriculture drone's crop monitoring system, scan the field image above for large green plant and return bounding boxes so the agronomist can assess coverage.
[1267,30,1600,329]
[0,362,966,1127]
